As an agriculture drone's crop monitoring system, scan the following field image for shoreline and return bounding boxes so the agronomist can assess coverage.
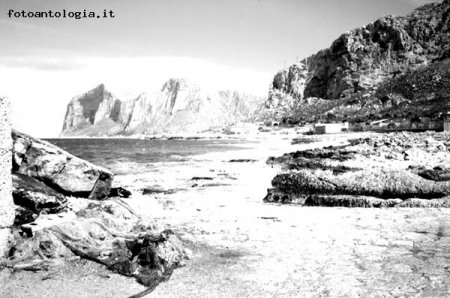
[4,132,450,297]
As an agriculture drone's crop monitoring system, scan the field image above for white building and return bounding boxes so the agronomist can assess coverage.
[313,122,349,134]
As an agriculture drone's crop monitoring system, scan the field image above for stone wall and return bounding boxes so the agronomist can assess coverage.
[0,97,14,258]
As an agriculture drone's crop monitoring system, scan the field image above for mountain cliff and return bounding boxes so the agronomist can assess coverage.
[61,79,265,137]
[264,0,450,122]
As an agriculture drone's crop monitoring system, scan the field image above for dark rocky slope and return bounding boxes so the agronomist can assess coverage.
[263,0,450,122]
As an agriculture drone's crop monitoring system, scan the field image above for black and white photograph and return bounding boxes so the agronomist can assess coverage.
[1,0,450,297]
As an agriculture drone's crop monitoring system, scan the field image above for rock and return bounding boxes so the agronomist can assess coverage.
[191,177,214,180]
[418,169,450,182]
[291,138,317,145]
[191,183,231,188]
[61,80,265,137]
[109,187,132,198]
[228,159,258,163]
[7,199,189,288]
[12,130,113,200]
[141,188,176,195]
[12,173,67,224]
[202,183,231,187]
[281,169,450,197]
[263,0,450,122]
[107,229,187,288]
[266,169,450,206]
[14,206,38,226]
[20,212,76,237]
[265,132,450,207]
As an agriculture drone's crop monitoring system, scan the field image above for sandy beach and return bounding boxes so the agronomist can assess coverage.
[3,131,450,297]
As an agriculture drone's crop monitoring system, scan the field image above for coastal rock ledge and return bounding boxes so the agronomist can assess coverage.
[12,130,113,200]
[4,131,189,293]
[265,132,450,207]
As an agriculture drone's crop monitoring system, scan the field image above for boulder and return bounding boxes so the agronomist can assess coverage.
[109,187,132,198]
[270,169,450,200]
[12,173,67,225]
[6,199,189,289]
[12,130,113,200]
[14,206,38,226]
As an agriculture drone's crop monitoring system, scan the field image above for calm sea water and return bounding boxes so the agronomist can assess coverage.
[44,138,252,175]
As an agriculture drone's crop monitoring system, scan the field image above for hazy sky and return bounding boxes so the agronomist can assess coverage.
[0,0,439,137]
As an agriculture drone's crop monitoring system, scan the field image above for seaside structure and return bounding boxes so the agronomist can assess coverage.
[0,97,14,258]
[444,113,450,132]
[313,122,349,134]
[264,121,280,127]
[369,119,389,127]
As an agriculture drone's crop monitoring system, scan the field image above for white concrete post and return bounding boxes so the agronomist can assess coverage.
[0,97,14,258]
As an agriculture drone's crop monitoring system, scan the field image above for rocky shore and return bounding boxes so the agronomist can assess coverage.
[3,130,450,297]
[265,131,450,207]
[3,130,190,296]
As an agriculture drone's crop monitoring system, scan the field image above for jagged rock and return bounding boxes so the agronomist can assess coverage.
[109,187,132,198]
[12,173,67,224]
[13,206,38,226]
[6,199,189,289]
[141,188,176,195]
[61,84,122,134]
[106,229,186,287]
[61,79,265,137]
[418,169,450,182]
[12,130,113,200]
[263,0,450,122]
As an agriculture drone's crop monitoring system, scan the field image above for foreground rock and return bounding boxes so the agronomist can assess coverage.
[6,131,189,293]
[12,173,68,225]
[265,132,450,207]
[12,130,113,200]
[3,198,189,291]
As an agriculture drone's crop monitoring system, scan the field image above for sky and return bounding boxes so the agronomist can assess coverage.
[0,0,440,137]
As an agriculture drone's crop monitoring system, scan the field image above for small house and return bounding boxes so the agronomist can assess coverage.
[313,122,349,134]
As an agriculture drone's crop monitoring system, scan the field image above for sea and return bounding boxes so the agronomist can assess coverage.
[44,138,254,175]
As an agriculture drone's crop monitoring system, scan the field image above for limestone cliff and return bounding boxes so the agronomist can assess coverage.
[61,79,265,136]
[264,0,450,122]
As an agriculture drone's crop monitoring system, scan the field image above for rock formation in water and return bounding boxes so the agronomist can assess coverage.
[263,0,450,122]
[61,79,265,137]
